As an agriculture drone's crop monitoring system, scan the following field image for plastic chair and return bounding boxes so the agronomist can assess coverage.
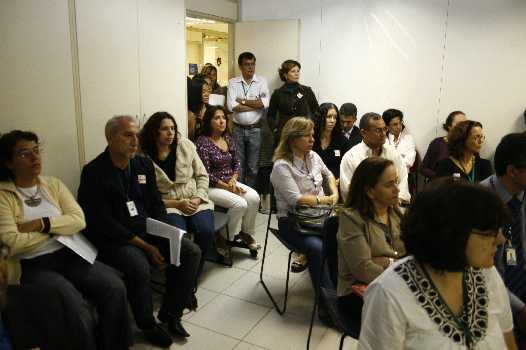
[259,188,296,315]
[306,215,360,350]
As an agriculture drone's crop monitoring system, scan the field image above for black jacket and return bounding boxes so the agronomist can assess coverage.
[267,83,319,134]
[342,126,362,150]
[77,148,169,249]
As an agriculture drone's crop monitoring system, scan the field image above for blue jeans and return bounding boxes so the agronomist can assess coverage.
[232,125,261,188]
[167,210,214,278]
[277,217,326,290]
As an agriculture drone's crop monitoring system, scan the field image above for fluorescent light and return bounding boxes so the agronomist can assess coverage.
[186,17,216,24]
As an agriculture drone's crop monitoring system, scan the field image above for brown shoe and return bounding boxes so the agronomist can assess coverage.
[238,232,261,251]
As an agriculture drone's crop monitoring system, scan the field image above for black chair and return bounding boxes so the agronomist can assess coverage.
[306,215,360,350]
[259,187,296,315]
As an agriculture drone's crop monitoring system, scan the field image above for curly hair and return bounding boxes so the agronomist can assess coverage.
[442,110,465,132]
[200,105,228,137]
[346,157,395,218]
[401,179,509,271]
[139,112,178,160]
[314,103,342,149]
[188,74,210,114]
[0,130,39,181]
[447,120,483,159]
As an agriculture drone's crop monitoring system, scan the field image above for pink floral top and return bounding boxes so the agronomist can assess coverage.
[195,134,240,187]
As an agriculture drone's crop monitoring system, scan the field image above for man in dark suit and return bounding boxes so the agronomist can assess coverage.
[340,103,362,151]
[78,115,201,348]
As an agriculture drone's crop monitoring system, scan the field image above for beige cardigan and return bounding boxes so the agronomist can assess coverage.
[336,207,406,297]
[153,137,213,215]
[0,176,86,284]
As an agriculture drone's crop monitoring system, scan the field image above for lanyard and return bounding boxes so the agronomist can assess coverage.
[490,177,525,243]
[241,80,254,99]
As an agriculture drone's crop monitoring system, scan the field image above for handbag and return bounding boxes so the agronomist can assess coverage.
[288,205,333,236]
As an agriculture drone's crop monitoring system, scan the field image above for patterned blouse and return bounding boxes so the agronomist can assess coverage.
[358,256,513,350]
[195,134,240,187]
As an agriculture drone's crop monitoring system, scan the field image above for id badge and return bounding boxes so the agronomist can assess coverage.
[334,149,340,157]
[127,200,138,217]
[138,174,146,184]
[506,247,517,266]
[297,92,303,99]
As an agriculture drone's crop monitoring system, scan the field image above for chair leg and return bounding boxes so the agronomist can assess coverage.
[306,294,318,350]
[259,223,292,315]
[339,334,347,350]
[224,223,233,267]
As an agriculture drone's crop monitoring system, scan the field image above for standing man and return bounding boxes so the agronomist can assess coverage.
[481,133,526,334]
[78,116,201,348]
[227,52,270,188]
[340,103,362,150]
[339,112,410,203]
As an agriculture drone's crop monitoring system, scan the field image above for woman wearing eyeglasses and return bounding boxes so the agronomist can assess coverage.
[359,180,517,350]
[267,60,320,144]
[0,130,132,350]
[270,117,338,320]
[337,157,405,319]
[435,120,493,183]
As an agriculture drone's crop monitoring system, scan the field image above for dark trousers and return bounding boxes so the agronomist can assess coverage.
[3,285,86,350]
[99,236,201,329]
[277,217,324,289]
[167,210,214,279]
[338,293,364,321]
[20,248,132,350]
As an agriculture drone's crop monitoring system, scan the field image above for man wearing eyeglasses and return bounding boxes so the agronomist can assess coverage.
[481,133,526,336]
[339,112,410,203]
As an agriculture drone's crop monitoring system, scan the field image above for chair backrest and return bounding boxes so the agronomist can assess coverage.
[322,215,340,288]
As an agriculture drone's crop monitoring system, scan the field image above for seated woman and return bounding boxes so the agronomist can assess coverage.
[382,109,416,170]
[0,130,132,350]
[267,60,320,142]
[313,102,351,180]
[188,74,212,141]
[270,117,338,293]
[420,110,466,179]
[195,105,260,254]
[359,180,516,350]
[337,157,405,318]
[139,112,214,276]
[436,120,493,183]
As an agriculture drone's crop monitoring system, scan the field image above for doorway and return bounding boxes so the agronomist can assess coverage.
[185,16,230,87]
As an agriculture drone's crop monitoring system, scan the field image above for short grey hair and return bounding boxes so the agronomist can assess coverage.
[359,112,382,130]
[105,115,136,141]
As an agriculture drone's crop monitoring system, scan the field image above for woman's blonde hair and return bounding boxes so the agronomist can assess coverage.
[273,117,314,162]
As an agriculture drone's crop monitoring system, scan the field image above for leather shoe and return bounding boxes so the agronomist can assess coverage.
[167,318,190,338]
[143,324,172,348]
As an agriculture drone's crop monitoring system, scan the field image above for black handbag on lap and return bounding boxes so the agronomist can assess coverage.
[288,205,333,236]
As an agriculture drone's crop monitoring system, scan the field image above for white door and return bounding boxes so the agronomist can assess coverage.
[138,0,187,134]
[75,0,141,162]
[234,20,300,92]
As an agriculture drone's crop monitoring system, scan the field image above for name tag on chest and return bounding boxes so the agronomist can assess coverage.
[127,201,138,217]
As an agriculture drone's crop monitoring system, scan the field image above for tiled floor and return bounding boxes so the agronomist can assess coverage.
[132,213,358,350]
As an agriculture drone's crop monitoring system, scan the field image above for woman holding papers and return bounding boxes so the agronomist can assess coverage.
[0,130,132,350]
[140,112,214,276]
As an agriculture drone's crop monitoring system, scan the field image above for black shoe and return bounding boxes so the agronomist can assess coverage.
[143,324,172,348]
[158,313,191,338]
[187,293,198,311]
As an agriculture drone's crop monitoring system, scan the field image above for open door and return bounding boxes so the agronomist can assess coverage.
[234,20,300,92]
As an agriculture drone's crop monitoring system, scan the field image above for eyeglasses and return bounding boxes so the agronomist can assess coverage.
[15,146,42,159]
[367,127,388,135]
[471,228,501,238]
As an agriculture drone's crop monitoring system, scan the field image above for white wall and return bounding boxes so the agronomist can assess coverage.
[240,0,526,159]
[186,0,237,20]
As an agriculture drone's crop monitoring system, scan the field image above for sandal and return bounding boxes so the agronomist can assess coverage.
[238,232,261,251]
[291,254,308,273]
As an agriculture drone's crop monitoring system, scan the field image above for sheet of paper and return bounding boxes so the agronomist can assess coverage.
[146,218,185,266]
[56,232,98,264]
[208,93,225,106]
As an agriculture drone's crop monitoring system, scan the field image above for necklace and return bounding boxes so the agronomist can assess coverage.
[16,185,42,207]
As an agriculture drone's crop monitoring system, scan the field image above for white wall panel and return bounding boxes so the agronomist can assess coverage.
[0,0,80,191]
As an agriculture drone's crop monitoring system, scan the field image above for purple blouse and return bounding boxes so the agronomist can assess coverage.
[195,134,240,187]
[420,136,449,179]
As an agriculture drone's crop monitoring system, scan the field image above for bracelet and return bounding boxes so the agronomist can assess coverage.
[316,196,320,205]
[388,257,395,266]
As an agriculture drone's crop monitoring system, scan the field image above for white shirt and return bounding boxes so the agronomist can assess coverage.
[339,141,410,202]
[15,185,64,259]
[227,74,270,125]
[270,151,333,217]
[359,256,513,350]
[387,130,416,170]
